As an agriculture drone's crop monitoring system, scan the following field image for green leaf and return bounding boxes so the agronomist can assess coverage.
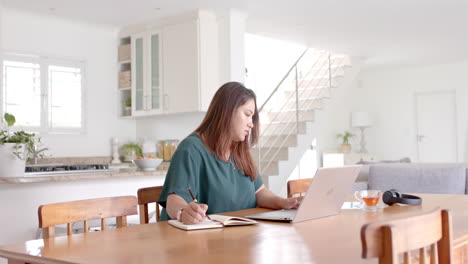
[0,113,44,160]
[4,113,16,127]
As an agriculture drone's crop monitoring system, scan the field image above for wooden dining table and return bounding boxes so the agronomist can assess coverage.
[1,193,468,264]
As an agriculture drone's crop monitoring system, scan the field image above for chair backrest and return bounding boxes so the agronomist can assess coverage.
[137,186,163,224]
[287,178,313,198]
[361,208,453,264]
[38,196,138,239]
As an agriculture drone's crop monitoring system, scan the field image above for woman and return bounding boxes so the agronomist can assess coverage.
[158,82,301,224]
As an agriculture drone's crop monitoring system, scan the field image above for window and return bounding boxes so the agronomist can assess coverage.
[2,54,85,134]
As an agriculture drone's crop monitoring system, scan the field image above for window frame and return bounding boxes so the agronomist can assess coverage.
[1,52,87,135]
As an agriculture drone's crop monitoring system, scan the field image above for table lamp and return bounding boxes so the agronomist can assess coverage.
[351,112,372,153]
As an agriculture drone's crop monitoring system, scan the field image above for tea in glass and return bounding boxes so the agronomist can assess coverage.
[354,190,382,210]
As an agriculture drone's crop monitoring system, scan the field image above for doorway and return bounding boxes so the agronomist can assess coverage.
[415,91,458,162]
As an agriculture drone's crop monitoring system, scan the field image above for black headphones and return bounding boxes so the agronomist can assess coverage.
[382,189,422,206]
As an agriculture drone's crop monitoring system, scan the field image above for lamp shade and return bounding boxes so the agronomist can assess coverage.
[351,112,372,127]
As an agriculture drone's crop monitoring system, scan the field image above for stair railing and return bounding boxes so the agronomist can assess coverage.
[255,49,349,176]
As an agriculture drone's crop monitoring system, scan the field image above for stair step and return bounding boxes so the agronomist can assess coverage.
[281,98,323,112]
[284,87,331,99]
[298,76,341,88]
[299,67,345,80]
[268,110,315,123]
[299,65,345,80]
[258,134,297,148]
[256,53,352,187]
[259,160,279,175]
[260,121,306,136]
[261,175,270,187]
[251,147,288,161]
[312,55,351,66]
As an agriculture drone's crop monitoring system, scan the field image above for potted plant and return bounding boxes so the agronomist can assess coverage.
[0,113,45,177]
[120,142,142,162]
[336,131,354,153]
[124,96,131,116]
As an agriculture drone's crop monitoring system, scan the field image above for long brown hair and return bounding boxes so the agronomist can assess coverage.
[195,82,259,181]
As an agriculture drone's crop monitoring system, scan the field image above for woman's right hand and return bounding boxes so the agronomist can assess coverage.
[280,196,303,210]
[179,202,209,224]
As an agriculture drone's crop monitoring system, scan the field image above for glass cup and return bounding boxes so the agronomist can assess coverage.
[354,190,382,210]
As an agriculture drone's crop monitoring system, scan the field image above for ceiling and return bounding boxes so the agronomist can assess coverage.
[3,0,468,66]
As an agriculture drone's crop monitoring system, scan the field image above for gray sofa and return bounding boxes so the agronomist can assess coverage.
[352,163,468,194]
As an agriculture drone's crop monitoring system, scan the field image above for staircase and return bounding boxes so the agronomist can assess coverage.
[253,49,354,194]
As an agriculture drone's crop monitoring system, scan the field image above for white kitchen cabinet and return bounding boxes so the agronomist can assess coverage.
[162,13,219,114]
[162,20,198,113]
[131,30,163,116]
[119,10,218,117]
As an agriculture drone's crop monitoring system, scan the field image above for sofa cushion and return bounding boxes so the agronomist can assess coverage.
[368,165,466,194]
[356,165,370,182]
[466,174,468,194]
[355,159,411,182]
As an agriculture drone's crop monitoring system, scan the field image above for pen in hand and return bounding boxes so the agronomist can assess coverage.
[187,187,197,203]
[188,187,212,221]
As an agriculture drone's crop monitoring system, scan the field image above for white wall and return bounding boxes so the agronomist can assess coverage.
[308,59,468,163]
[307,64,364,157]
[352,61,468,162]
[135,112,205,143]
[245,33,306,108]
[2,8,137,157]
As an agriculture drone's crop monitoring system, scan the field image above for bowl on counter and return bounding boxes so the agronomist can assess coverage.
[132,158,163,171]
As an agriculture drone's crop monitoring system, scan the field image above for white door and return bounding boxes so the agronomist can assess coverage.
[415,91,457,162]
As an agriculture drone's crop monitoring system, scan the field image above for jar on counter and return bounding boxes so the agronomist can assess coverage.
[170,139,179,158]
[163,139,179,162]
[157,141,164,159]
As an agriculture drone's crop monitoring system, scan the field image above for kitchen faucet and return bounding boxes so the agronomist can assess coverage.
[33,147,48,165]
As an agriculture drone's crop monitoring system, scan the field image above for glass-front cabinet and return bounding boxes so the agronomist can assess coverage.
[119,11,218,117]
[133,35,144,112]
[131,31,162,116]
[149,33,162,112]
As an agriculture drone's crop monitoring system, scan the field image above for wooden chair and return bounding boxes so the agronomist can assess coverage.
[361,208,453,264]
[38,196,138,239]
[287,178,313,198]
[137,186,163,224]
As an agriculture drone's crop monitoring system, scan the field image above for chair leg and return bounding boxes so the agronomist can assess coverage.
[101,218,106,231]
[116,216,127,227]
[67,223,72,236]
[42,227,54,239]
[419,247,427,264]
[139,204,148,224]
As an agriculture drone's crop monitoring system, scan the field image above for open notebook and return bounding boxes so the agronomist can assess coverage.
[168,214,258,231]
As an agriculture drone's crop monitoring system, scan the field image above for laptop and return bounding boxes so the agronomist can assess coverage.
[246,165,362,223]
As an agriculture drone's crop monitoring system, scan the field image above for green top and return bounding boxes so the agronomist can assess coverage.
[158,133,263,221]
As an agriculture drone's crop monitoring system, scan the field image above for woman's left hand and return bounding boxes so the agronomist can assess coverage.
[281,196,303,209]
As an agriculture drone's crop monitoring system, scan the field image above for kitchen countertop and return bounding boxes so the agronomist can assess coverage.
[0,168,167,184]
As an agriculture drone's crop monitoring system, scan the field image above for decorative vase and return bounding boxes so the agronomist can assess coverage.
[340,144,351,153]
[0,143,26,177]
